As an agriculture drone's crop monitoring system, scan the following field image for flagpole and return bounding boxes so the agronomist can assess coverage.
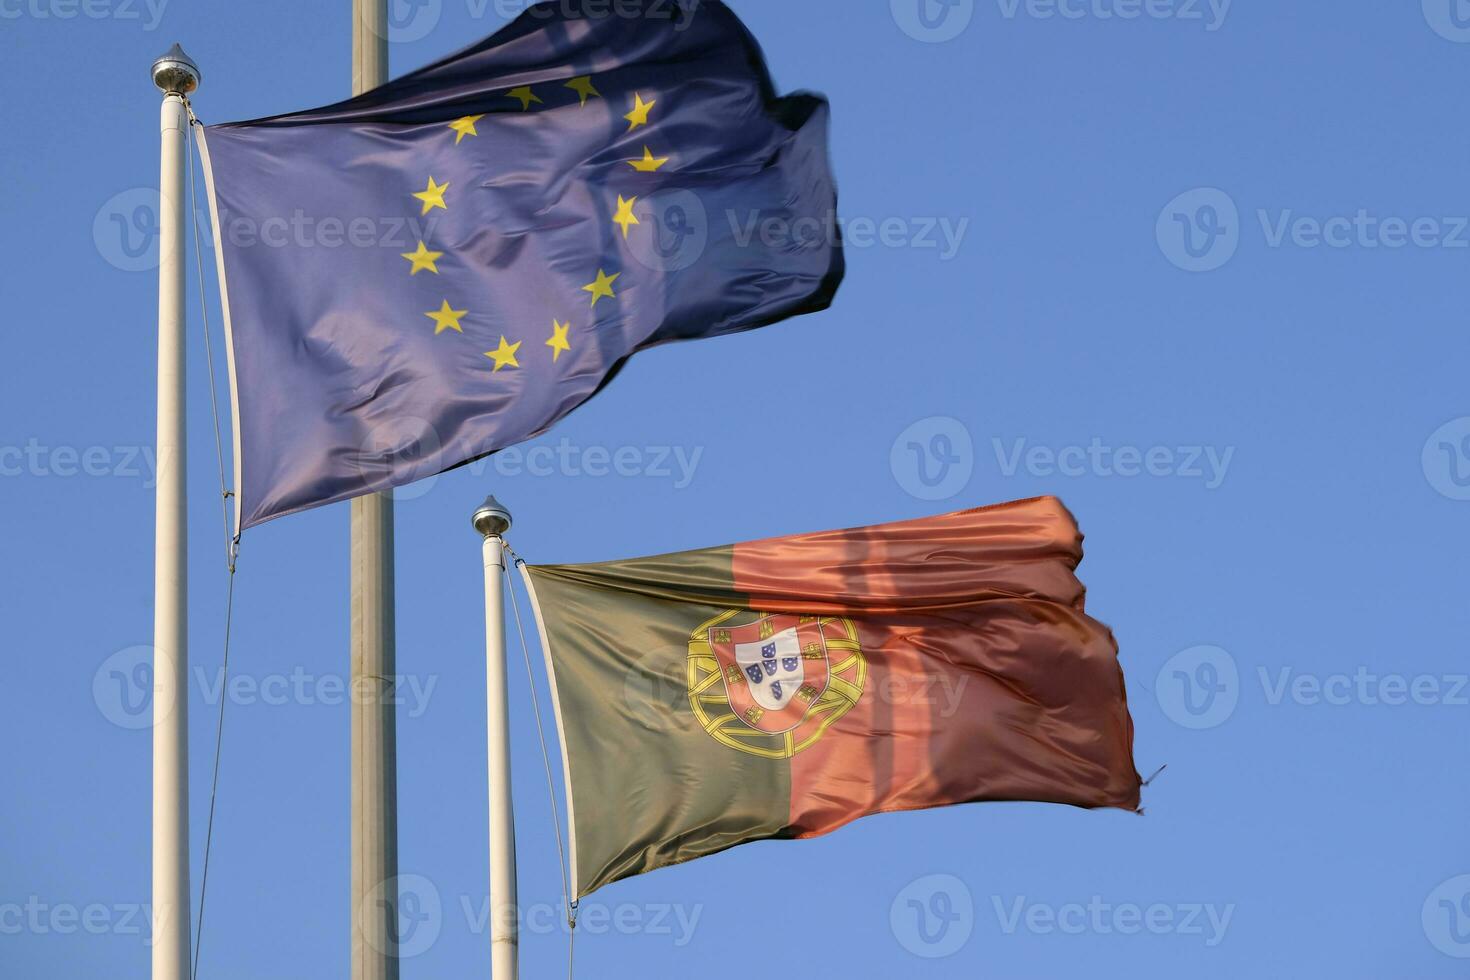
[473,496,519,980]
[349,2,399,978]
[151,43,199,980]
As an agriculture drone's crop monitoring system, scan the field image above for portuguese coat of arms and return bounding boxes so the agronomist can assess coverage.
[687,611,866,759]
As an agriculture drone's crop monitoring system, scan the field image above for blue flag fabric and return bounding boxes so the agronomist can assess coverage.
[200,0,842,529]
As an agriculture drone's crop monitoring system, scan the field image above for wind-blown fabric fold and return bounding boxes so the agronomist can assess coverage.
[523,497,1141,898]
[199,0,842,528]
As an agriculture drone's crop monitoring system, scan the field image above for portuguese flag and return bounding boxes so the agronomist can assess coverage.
[522,496,1140,899]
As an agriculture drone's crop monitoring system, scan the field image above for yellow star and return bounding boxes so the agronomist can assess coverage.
[612,195,640,239]
[545,320,571,361]
[507,86,543,111]
[485,336,522,372]
[400,241,443,275]
[628,146,669,172]
[564,75,600,107]
[581,268,620,307]
[624,92,656,131]
[425,300,467,335]
[447,114,485,144]
[413,176,449,215]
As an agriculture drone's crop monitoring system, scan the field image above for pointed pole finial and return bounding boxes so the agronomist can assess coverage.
[472,495,513,537]
[151,43,200,95]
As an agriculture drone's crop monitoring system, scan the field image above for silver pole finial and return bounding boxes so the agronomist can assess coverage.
[152,43,201,95]
[472,495,513,537]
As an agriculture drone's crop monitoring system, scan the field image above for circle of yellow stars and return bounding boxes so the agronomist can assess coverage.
[401,79,672,377]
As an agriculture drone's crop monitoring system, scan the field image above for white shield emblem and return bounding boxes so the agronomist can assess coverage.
[734,627,805,711]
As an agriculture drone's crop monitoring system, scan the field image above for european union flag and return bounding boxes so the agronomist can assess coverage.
[200,0,842,529]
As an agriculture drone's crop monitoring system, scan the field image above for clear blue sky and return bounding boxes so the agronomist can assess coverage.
[4,1,1469,976]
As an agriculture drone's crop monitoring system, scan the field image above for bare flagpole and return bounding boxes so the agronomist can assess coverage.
[150,43,199,980]
[349,2,400,978]
[473,496,519,980]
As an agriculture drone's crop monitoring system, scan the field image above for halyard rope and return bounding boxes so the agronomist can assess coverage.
[184,104,241,980]
[504,544,577,978]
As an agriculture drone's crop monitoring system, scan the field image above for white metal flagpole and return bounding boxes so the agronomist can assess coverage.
[473,496,519,980]
[150,42,199,980]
